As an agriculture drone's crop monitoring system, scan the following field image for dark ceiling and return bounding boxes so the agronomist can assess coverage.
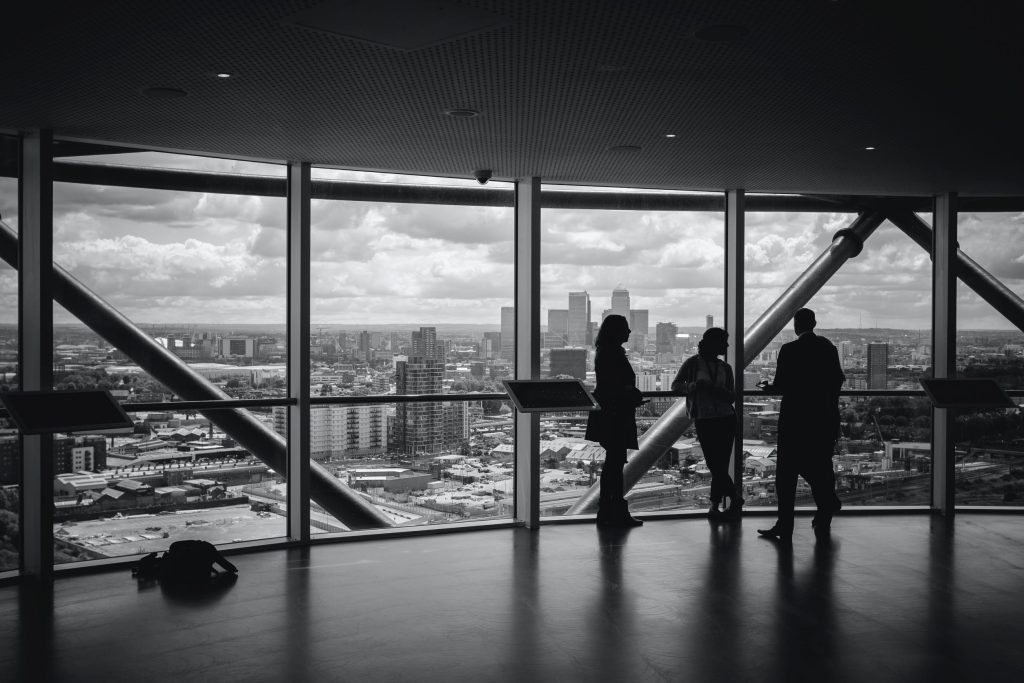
[3,0,1022,195]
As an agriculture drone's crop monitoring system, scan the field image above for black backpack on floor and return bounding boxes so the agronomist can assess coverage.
[133,540,238,584]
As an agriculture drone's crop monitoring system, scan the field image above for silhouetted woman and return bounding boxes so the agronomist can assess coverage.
[585,314,645,526]
[672,327,742,520]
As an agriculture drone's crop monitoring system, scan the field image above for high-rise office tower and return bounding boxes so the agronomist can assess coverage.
[500,306,515,360]
[867,342,889,390]
[358,331,371,352]
[546,309,568,348]
[706,315,714,329]
[655,322,678,353]
[396,327,446,454]
[611,288,630,319]
[482,331,501,359]
[629,310,649,336]
[549,348,587,379]
[568,291,591,346]
[411,326,442,361]
[443,402,470,448]
[838,340,851,368]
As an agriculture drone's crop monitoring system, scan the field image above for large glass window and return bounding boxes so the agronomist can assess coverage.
[309,169,514,530]
[744,201,932,508]
[540,187,726,515]
[9,137,1024,573]
[0,133,19,573]
[955,211,1024,506]
[49,146,289,563]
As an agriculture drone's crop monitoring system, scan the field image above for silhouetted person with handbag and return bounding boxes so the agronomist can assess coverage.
[585,314,645,527]
[672,327,742,520]
[758,308,845,542]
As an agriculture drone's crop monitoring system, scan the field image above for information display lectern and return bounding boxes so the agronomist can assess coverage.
[501,379,598,413]
[919,378,1015,409]
[0,389,133,434]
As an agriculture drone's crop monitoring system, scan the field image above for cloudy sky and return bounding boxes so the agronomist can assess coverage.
[0,150,1022,331]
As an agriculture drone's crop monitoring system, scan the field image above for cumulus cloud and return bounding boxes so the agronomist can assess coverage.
[4,163,1024,329]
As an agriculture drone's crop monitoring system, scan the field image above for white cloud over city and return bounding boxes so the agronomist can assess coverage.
[1,151,1023,330]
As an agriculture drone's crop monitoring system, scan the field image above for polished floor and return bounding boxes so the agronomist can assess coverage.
[3,514,1024,683]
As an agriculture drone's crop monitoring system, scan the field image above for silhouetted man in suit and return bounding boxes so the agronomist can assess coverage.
[758,308,845,542]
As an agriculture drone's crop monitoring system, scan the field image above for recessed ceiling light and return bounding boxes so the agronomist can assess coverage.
[865,146,876,151]
[445,108,480,118]
[141,87,188,99]
[664,134,677,138]
[216,72,233,78]
[693,24,750,42]
[607,145,642,152]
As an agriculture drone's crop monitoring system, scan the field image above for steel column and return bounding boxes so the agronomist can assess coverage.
[287,162,311,540]
[0,221,392,530]
[743,210,886,363]
[18,130,54,579]
[514,178,541,528]
[931,194,957,514]
[887,209,1024,333]
[725,190,745,494]
[567,210,885,514]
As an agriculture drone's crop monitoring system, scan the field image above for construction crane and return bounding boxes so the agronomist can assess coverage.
[870,410,885,445]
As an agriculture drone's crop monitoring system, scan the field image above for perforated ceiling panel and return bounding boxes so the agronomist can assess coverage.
[3,0,1023,194]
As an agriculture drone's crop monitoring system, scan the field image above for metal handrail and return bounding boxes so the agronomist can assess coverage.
[311,392,509,405]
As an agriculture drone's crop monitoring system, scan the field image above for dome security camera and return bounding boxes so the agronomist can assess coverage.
[473,169,493,185]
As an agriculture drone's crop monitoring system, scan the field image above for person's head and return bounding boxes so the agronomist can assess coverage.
[595,314,630,347]
[698,327,729,358]
[794,308,816,335]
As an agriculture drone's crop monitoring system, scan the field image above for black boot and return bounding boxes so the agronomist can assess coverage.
[721,496,744,521]
[611,498,643,527]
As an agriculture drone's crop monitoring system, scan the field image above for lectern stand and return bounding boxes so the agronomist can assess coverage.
[919,378,1015,519]
[919,378,1014,410]
[500,379,598,413]
[0,389,133,434]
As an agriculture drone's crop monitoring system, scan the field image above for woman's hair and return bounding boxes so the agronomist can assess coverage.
[697,327,728,357]
[595,314,629,347]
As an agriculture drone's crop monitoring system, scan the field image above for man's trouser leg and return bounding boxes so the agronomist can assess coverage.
[774,450,798,533]
[804,442,840,525]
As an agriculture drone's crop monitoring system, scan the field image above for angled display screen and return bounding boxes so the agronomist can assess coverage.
[0,390,133,434]
[919,378,1015,409]
[501,379,598,413]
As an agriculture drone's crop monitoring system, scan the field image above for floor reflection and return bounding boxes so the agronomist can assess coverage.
[770,531,838,682]
[590,525,637,681]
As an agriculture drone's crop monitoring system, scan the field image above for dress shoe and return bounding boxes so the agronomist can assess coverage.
[757,526,792,542]
[707,502,723,520]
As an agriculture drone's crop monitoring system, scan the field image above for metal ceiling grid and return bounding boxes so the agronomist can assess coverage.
[2,0,1023,195]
